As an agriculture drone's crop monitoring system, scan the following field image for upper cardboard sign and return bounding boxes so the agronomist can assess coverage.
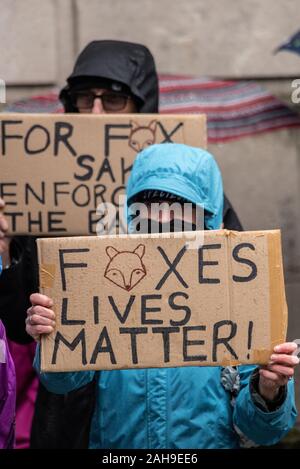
[38,229,287,372]
[0,113,206,235]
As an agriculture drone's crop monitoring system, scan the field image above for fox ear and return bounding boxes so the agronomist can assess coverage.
[130,120,140,131]
[106,246,119,259]
[148,120,157,133]
[134,244,145,259]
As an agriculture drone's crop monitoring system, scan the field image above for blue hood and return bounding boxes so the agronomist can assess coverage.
[126,143,224,230]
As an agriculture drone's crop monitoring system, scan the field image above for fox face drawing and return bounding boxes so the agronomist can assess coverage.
[104,244,147,291]
[128,120,157,152]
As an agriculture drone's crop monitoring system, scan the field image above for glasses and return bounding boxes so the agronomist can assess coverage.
[70,90,132,111]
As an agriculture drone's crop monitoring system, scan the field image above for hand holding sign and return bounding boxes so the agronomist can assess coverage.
[259,342,299,400]
[26,293,56,342]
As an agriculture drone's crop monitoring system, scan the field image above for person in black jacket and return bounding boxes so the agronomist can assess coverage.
[0,40,242,449]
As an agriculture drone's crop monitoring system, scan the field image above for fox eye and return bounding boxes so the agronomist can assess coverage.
[108,269,120,277]
[131,140,137,146]
[146,140,152,146]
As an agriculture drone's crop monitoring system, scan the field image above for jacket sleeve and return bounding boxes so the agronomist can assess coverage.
[233,365,297,446]
[33,344,95,394]
[0,237,38,344]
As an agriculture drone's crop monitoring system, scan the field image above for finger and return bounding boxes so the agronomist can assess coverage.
[0,217,8,233]
[270,354,299,366]
[30,293,54,308]
[27,314,55,327]
[259,368,288,386]
[25,326,39,342]
[27,324,54,336]
[0,198,5,209]
[266,364,295,377]
[274,342,298,354]
[0,228,9,239]
[27,305,55,320]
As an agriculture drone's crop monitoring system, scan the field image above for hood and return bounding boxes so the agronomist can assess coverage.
[59,40,159,113]
[126,143,223,230]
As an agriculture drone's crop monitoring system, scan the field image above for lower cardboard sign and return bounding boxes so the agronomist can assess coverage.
[38,229,287,371]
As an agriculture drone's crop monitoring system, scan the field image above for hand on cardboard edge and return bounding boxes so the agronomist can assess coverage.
[258,342,299,401]
[0,197,11,261]
[26,293,56,342]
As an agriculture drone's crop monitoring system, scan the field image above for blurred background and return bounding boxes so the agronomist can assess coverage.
[0,0,300,446]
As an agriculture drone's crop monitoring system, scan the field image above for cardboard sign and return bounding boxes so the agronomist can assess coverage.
[0,113,206,235]
[38,229,287,372]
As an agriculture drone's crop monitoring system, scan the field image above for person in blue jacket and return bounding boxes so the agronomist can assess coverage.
[26,143,298,449]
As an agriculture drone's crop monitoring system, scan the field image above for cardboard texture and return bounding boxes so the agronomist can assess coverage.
[0,113,207,235]
[38,229,287,372]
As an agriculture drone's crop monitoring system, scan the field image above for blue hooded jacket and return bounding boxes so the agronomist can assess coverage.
[126,143,223,230]
[34,143,297,448]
